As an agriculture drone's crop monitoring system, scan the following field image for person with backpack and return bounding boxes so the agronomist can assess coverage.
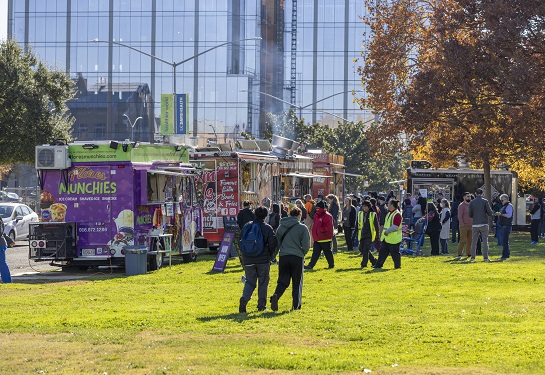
[270,206,310,311]
[326,194,340,254]
[238,207,277,313]
[0,218,14,283]
[304,201,335,270]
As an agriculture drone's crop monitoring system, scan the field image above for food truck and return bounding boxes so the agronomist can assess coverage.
[190,147,280,249]
[29,141,203,269]
[406,161,525,226]
[304,151,346,199]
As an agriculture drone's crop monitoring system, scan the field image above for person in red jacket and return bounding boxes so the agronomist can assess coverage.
[304,200,335,270]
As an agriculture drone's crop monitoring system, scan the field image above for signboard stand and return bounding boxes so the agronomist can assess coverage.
[211,225,237,272]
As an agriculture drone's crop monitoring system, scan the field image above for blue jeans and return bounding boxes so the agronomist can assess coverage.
[495,222,502,245]
[0,247,12,283]
[501,225,512,259]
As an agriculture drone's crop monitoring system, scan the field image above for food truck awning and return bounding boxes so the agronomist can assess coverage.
[333,171,363,177]
[238,155,281,163]
[148,168,198,177]
[282,172,332,178]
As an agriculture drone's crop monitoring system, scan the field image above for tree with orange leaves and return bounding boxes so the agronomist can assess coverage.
[357,0,545,200]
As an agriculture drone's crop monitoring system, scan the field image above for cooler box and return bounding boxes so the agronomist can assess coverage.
[124,245,148,276]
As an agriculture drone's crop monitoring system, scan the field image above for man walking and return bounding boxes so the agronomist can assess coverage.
[358,200,378,268]
[270,207,310,311]
[373,199,402,269]
[468,188,494,262]
[456,192,473,260]
[304,201,334,270]
[495,194,514,261]
[238,207,277,313]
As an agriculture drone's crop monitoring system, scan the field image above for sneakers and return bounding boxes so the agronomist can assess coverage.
[483,258,491,262]
[456,256,463,260]
[531,241,538,245]
[468,258,475,262]
[239,297,247,313]
[270,294,279,312]
[304,265,313,270]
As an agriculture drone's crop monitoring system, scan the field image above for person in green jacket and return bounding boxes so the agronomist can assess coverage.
[270,207,311,311]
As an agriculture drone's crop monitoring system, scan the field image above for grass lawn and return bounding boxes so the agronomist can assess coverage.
[1,232,544,374]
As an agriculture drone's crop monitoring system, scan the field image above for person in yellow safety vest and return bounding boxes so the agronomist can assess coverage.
[357,200,379,268]
[373,198,403,269]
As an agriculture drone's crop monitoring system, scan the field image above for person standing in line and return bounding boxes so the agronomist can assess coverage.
[530,197,541,245]
[495,194,514,261]
[267,203,282,233]
[457,192,473,260]
[358,200,378,268]
[373,199,403,269]
[238,207,278,313]
[342,197,357,252]
[439,199,451,254]
[295,199,307,222]
[376,195,388,249]
[402,198,413,227]
[304,201,334,270]
[237,200,255,230]
[326,194,341,254]
[270,207,310,311]
[0,219,14,283]
[450,194,461,243]
[303,194,316,244]
[491,195,502,246]
[418,202,441,256]
[468,188,494,262]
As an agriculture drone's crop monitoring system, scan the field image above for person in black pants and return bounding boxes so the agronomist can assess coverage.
[270,207,311,311]
[341,197,356,251]
[529,197,541,244]
[417,202,441,255]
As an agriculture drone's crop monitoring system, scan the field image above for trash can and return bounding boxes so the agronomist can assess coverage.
[124,245,148,276]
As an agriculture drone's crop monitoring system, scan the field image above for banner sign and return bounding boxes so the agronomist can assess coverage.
[68,144,189,163]
[212,227,236,272]
[175,94,189,134]
[160,94,174,134]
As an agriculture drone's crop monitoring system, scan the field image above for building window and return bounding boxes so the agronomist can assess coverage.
[95,123,105,140]
[75,123,88,140]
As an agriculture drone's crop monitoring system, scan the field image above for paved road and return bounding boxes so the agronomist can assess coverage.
[6,240,60,276]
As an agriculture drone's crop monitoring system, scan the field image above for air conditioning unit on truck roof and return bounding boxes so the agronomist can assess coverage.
[36,145,72,169]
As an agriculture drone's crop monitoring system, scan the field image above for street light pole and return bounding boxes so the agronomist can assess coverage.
[123,114,142,141]
[241,89,368,124]
[90,37,261,137]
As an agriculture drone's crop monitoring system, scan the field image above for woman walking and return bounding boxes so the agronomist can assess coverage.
[439,199,451,254]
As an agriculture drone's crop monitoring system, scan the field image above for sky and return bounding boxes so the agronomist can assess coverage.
[0,0,6,41]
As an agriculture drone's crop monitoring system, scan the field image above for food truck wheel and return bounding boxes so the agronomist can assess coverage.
[182,252,197,263]
[148,252,163,271]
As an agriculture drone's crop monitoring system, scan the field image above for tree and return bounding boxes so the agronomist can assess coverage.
[357,0,545,201]
[309,120,409,193]
[0,39,74,164]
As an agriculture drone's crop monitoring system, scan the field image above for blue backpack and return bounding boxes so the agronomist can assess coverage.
[239,222,264,256]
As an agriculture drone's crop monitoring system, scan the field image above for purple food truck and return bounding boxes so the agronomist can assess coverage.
[29,141,203,269]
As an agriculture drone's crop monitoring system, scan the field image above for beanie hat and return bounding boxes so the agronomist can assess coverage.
[316,201,326,209]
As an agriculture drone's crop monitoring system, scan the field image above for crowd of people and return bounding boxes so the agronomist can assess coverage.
[236,187,528,313]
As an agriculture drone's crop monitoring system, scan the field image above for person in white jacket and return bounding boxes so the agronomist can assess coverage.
[439,199,451,254]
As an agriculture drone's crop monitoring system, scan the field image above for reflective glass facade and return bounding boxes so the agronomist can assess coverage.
[7,0,370,141]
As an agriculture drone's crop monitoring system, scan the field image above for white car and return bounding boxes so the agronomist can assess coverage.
[0,203,39,241]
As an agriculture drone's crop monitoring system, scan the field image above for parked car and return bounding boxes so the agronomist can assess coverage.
[0,203,39,241]
[0,191,22,202]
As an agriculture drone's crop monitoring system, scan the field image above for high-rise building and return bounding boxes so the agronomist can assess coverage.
[7,0,371,142]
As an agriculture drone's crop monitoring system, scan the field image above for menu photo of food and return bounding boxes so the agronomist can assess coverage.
[108,209,135,252]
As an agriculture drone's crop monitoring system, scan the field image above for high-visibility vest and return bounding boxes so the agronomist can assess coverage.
[380,210,402,244]
[358,210,376,242]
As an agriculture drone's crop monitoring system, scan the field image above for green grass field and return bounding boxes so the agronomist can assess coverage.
[1,232,544,374]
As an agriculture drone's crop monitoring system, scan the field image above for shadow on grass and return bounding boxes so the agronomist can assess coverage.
[197,310,291,323]
[334,267,363,273]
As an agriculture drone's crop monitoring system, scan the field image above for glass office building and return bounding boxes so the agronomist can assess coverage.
[7,0,371,142]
